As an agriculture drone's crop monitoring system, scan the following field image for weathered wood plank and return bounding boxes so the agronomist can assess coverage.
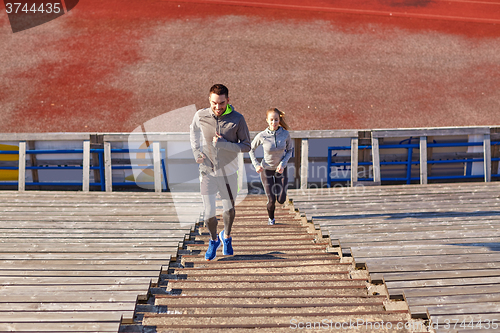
[0,269,162,276]
[288,182,500,195]
[0,233,189,241]
[0,322,120,332]
[104,133,190,142]
[0,252,176,260]
[386,276,500,290]
[371,127,490,138]
[292,193,500,203]
[0,276,155,285]
[0,133,91,141]
[359,254,500,267]
[289,201,500,214]
[0,221,193,229]
[0,231,190,237]
[289,130,358,139]
[0,243,180,252]
[429,313,500,326]
[407,293,500,307]
[318,221,500,233]
[367,262,500,275]
[0,205,199,212]
[379,269,500,282]
[402,285,500,298]
[0,302,135,311]
[343,239,500,250]
[351,246,500,258]
[0,263,166,271]
[0,287,148,296]
[435,328,494,333]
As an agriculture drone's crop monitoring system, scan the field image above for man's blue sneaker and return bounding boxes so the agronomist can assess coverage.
[268,218,275,225]
[205,236,221,261]
[219,230,233,256]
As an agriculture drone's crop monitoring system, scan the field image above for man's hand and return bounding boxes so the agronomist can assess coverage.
[213,132,222,144]
[196,153,206,164]
[255,165,264,174]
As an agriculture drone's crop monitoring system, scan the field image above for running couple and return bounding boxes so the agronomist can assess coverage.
[190,84,294,261]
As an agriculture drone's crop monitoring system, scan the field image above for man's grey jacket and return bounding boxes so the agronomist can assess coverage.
[190,105,251,177]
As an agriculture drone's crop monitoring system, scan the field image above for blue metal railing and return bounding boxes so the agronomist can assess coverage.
[0,148,168,191]
[327,139,500,186]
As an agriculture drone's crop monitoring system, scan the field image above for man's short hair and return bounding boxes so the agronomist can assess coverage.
[210,84,229,98]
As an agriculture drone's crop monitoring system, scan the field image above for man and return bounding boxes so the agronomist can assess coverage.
[190,84,251,261]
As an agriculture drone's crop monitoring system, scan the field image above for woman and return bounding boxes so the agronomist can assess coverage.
[249,108,294,225]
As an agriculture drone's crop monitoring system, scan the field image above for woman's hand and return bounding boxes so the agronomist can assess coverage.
[276,164,284,174]
[255,165,264,174]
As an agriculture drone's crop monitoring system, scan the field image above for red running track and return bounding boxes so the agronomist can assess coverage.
[0,0,499,132]
[177,0,500,24]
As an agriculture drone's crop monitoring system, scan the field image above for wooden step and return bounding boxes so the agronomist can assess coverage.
[154,327,411,333]
[181,253,341,264]
[162,272,350,282]
[143,311,409,326]
[154,295,387,306]
[156,288,372,298]
[154,304,387,315]
[179,258,340,268]
[170,263,351,275]
[163,279,368,291]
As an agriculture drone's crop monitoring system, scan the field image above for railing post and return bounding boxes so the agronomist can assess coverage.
[238,152,244,193]
[419,136,428,184]
[82,140,90,192]
[406,145,413,185]
[350,137,358,186]
[484,133,491,182]
[18,141,26,192]
[91,135,103,187]
[294,138,302,189]
[300,138,309,190]
[27,141,39,188]
[327,147,332,188]
[104,141,112,192]
[371,137,380,184]
[153,141,162,192]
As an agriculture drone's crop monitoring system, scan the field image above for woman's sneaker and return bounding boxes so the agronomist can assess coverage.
[205,236,221,261]
[219,230,233,255]
[268,218,275,225]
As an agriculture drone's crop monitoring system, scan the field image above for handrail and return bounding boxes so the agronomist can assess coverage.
[328,140,498,186]
[0,133,91,141]
[0,147,167,192]
[0,127,499,191]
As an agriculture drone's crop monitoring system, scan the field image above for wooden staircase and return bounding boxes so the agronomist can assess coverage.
[123,195,420,332]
